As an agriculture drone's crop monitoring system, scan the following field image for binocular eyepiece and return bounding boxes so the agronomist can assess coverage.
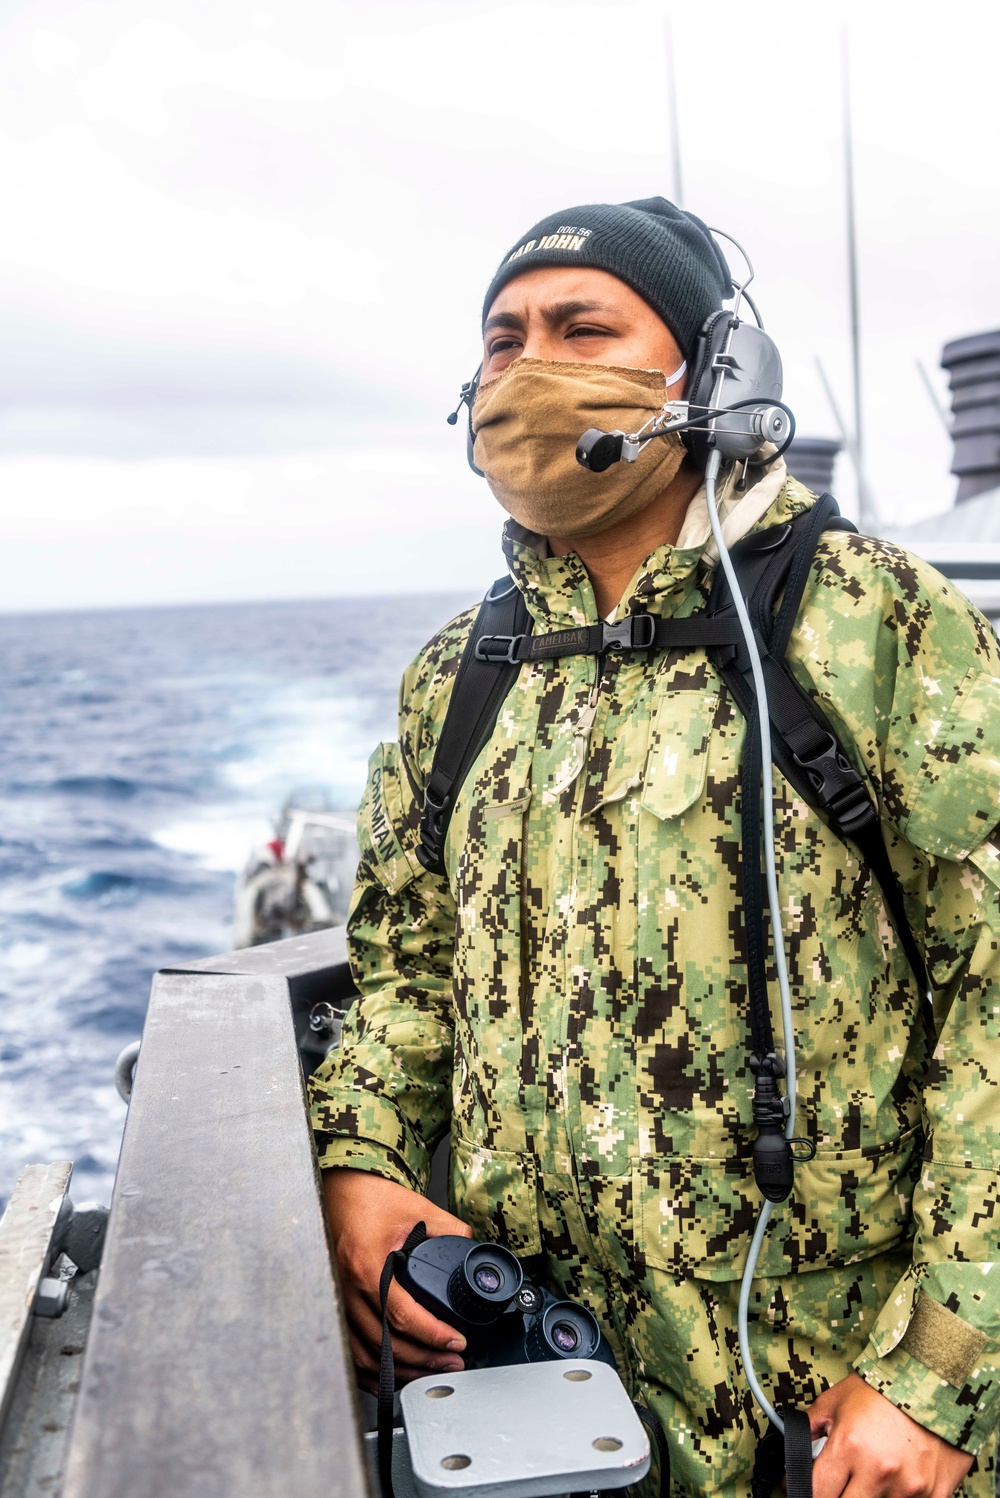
[523,1298,606,1363]
[395,1234,615,1370]
[398,1236,524,1332]
[446,1241,523,1324]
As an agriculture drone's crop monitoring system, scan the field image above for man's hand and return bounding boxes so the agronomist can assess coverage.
[322,1167,474,1392]
[809,1372,974,1498]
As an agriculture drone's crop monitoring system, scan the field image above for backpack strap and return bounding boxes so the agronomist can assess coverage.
[707,498,853,1074]
[781,1410,815,1498]
[416,577,531,875]
[708,496,931,1010]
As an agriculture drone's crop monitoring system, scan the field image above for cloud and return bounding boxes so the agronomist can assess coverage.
[0,0,996,607]
[0,440,504,611]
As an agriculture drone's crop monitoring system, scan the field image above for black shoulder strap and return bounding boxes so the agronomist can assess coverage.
[416,578,530,874]
[708,495,930,1003]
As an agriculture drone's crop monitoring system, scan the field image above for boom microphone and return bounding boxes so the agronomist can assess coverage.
[576,402,793,473]
[576,429,626,472]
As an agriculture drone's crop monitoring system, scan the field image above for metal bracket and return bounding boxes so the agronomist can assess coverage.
[399,1359,650,1498]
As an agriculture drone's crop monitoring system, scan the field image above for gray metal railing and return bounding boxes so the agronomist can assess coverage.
[60,928,368,1498]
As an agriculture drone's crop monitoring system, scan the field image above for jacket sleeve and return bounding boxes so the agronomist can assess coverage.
[854,661,1000,1455]
[307,611,474,1194]
[797,535,1000,1453]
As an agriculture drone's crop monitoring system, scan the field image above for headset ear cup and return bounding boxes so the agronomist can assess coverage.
[683,310,732,468]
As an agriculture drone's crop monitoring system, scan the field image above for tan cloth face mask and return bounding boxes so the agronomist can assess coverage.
[471,357,687,540]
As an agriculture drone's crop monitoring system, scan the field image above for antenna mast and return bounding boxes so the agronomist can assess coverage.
[666,20,683,206]
[842,31,870,527]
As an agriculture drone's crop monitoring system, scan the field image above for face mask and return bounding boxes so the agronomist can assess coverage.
[471,357,688,539]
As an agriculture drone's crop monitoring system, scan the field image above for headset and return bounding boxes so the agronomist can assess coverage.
[447,226,794,479]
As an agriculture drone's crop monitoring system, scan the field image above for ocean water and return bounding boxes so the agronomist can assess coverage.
[0,592,469,1208]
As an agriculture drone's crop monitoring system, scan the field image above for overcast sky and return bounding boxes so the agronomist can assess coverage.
[0,0,997,612]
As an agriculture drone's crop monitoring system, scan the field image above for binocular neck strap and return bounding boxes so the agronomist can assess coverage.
[752,1407,814,1498]
[633,1401,672,1498]
[378,1220,428,1498]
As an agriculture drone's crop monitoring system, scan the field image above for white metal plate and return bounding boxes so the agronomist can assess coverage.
[400,1359,650,1498]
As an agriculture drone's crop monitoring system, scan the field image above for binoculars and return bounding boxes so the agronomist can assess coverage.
[395,1234,615,1369]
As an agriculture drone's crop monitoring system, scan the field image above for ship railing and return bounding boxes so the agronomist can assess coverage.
[59,927,369,1498]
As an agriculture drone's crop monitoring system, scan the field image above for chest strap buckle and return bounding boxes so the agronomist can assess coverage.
[602,614,656,652]
[789,729,876,838]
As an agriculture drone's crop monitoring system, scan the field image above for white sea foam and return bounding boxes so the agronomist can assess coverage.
[221,682,374,805]
[154,814,273,874]
[0,939,50,972]
[154,678,375,875]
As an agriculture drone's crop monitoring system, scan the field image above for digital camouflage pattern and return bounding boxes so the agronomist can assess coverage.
[310,474,1000,1498]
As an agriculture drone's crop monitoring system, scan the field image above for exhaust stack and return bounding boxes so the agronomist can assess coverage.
[942,330,1000,504]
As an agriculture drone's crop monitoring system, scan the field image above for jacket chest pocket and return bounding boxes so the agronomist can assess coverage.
[636,688,723,964]
[581,687,719,824]
[641,689,718,822]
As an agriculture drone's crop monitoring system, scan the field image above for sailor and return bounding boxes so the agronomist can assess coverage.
[309,197,1000,1498]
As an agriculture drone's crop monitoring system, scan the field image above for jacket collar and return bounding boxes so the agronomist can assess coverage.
[502,459,814,630]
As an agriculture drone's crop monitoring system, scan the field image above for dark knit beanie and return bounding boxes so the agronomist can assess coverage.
[482,197,732,359]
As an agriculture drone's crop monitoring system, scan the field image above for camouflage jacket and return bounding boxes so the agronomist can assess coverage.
[310,478,1000,1455]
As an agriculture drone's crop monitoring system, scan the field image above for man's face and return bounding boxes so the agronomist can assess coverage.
[481,266,687,393]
